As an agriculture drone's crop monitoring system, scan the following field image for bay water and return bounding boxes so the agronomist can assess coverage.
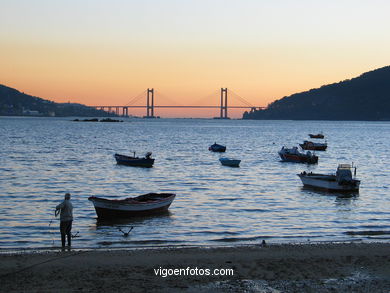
[1,117,389,249]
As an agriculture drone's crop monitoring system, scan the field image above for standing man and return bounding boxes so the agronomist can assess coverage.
[56,193,73,248]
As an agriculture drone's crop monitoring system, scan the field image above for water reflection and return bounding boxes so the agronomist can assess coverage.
[334,196,357,206]
[94,211,172,229]
[300,186,359,199]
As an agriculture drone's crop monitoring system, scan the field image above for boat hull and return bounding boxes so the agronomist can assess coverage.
[93,205,172,218]
[298,174,360,191]
[89,194,175,219]
[279,153,318,164]
[299,143,327,151]
[219,158,241,167]
[209,144,226,152]
[114,154,154,167]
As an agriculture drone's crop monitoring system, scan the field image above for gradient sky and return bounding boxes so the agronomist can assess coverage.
[1,0,389,117]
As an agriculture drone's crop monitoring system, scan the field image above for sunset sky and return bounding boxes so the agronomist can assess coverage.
[1,0,389,118]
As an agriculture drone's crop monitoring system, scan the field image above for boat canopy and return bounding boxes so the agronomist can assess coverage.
[338,164,352,169]
[336,164,353,183]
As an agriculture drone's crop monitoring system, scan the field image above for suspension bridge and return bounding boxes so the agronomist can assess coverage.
[90,88,265,118]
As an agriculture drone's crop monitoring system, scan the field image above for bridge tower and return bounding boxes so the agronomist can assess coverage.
[220,88,228,119]
[145,88,155,118]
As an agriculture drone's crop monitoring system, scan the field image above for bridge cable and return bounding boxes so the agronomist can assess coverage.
[191,90,221,106]
[228,89,254,107]
[153,90,183,106]
[125,90,147,106]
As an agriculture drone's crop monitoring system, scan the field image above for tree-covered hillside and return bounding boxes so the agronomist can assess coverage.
[0,84,114,117]
[243,66,390,120]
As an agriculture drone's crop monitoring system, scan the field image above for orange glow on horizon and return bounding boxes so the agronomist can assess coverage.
[1,1,389,118]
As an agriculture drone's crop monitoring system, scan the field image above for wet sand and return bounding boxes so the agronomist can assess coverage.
[1,242,390,292]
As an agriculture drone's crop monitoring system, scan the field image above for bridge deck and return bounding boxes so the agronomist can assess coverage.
[91,105,264,109]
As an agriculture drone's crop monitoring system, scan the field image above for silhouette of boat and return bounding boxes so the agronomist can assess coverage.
[209,143,226,152]
[309,133,324,139]
[219,157,241,167]
[88,193,176,218]
[299,140,327,151]
[298,164,360,192]
[114,152,154,167]
[279,146,318,164]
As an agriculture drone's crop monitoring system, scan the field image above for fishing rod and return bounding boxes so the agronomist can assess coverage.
[48,211,57,246]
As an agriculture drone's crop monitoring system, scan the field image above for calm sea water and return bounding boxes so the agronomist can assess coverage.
[1,117,389,249]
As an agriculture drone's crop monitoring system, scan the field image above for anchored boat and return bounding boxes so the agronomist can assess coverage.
[279,146,318,164]
[309,133,324,139]
[300,140,327,151]
[114,152,154,167]
[298,164,360,192]
[209,143,226,152]
[88,193,176,219]
[219,157,241,167]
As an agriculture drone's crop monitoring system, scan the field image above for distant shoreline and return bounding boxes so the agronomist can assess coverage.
[1,115,390,121]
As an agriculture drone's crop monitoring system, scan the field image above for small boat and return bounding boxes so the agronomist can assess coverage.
[209,143,226,152]
[114,152,154,167]
[219,157,241,167]
[309,133,324,139]
[278,146,318,164]
[88,193,176,218]
[299,140,327,151]
[298,164,360,192]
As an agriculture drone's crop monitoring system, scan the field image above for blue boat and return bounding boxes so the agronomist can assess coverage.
[114,152,154,167]
[219,157,241,167]
[209,143,226,152]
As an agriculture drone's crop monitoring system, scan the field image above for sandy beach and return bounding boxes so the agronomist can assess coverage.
[1,242,390,292]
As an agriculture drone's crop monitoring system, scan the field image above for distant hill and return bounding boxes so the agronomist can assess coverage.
[243,66,390,120]
[0,84,114,117]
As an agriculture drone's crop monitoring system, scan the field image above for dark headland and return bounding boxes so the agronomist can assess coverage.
[243,65,390,121]
[0,84,113,117]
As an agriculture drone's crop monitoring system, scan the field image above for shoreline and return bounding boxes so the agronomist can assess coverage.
[1,242,390,292]
[0,239,373,254]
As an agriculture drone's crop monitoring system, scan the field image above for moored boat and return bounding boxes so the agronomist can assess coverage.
[300,140,327,151]
[88,193,176,218]
[219,157,241,167]
[209,143,226,152]
[278,146,318,164]
[298,164,360,192]
[114,152,154,167]
[309,133,324,139]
